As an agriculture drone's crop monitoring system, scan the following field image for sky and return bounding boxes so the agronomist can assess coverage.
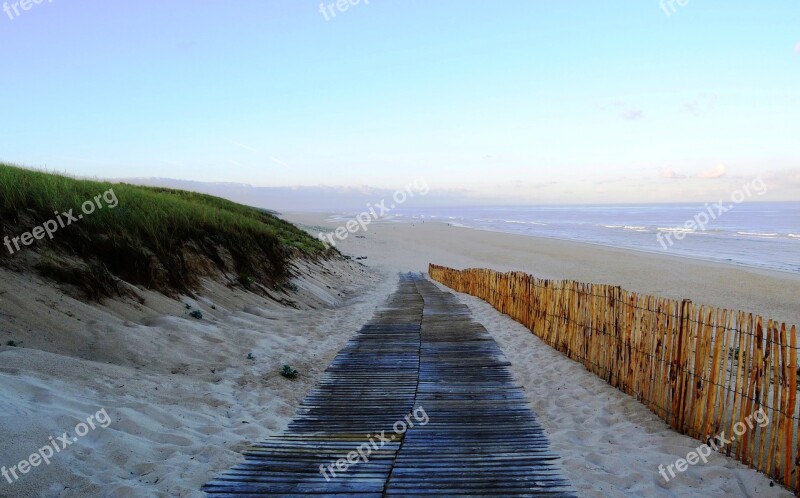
[0,1,798,204]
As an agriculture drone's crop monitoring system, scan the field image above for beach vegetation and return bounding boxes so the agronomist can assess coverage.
[280,365,299,379]
[0,163,332,300]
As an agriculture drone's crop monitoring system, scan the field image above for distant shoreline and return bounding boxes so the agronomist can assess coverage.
[283,211,800,327]
[290,211,800,281]
[415,222,800,279]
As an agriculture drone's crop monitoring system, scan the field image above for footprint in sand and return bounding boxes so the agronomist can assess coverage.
[154,433,194,446]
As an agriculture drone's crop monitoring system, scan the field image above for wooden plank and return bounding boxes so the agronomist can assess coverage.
[720,310,736,452]
[761,320,775,474]
[661,299,677,425]
[767,321,783,479]
[730,311,747,458]
[741,314,759,465]
[205,273,574,497]
[704,309,725,442]
[787,324,797,489]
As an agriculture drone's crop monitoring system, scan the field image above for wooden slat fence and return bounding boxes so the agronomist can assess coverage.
[429,263,800,493]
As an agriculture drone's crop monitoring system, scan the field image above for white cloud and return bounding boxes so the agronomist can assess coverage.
[595,100,645,121]
[622,109,644,120]
[697,163,727,179]
[660,168,687,179]
[684,93,717,116]
[763,168,800,187]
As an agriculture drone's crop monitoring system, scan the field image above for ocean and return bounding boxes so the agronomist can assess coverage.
[382,202,800,274]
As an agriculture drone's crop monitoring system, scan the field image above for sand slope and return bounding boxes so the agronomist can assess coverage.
[0,258,396,497]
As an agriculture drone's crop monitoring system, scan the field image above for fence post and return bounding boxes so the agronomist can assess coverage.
[672,298,692,433]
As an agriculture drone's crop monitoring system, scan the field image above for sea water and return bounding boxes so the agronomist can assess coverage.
[385,202,800,274]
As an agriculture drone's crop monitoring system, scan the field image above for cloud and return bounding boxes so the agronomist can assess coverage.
[622,109,644,120]
[594,177,631,185]
[660,168,687,179]
[697,163,727,179]
[684,93,717,116]
[613,101,644,120]
[763,168,800,187]
[595,100,645,121]
[496,180,557,189]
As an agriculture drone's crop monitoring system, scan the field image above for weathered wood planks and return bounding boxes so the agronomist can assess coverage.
[384,278,573,496]
[204,273,574,497]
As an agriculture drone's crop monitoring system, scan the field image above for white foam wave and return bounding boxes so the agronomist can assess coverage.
[737,231,778,237]
[505,220,547,226]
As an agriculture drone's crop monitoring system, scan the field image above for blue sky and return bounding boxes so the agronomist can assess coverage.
[0,1,798,203]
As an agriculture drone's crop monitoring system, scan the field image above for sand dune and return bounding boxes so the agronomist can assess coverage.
[0,258,396,497]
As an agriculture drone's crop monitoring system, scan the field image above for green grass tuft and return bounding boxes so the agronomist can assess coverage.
[0,163,331,298]
[280,365,299,379]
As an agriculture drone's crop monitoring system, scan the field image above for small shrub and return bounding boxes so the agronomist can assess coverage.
[6,340,19,347]
[281,365,298,379]
[247,353,255,360]
[189,310,203,320]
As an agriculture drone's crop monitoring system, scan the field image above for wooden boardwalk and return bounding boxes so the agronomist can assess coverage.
[204,273,574,497]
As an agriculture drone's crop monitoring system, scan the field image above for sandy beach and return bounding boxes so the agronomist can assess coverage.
[0,258,398,497]
[283,211,800,497]
[0,211,797,497]
[285,213,800,326]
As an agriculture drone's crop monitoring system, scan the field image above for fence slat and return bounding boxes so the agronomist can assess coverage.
[787,324,797,489]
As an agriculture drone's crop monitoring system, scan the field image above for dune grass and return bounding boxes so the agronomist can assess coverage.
[0,163,330,298]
